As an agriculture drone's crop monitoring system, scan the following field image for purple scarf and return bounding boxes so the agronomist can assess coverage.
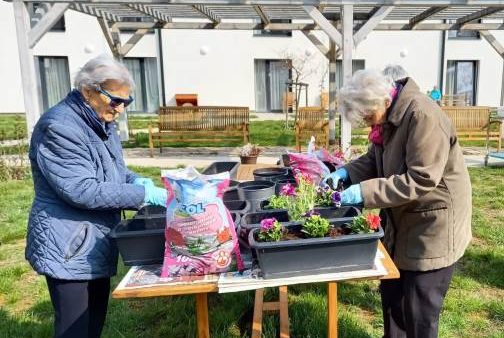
[368,86,399,146]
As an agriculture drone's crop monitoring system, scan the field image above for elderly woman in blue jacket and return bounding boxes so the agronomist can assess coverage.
[26,55,166,338]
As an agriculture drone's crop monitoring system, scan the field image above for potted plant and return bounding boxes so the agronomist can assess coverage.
[248,211,384,279]
[239,143,262,164]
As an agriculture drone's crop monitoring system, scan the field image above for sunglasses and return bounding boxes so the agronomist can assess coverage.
[96,87,134,108]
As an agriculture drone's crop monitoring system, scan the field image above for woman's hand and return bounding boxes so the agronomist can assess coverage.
[321,168,348,189]
[144,185,167,206]
[341,184,363,205]
[133,177,155,187]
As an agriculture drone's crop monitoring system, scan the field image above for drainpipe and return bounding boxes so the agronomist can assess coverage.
[439,30,446,93]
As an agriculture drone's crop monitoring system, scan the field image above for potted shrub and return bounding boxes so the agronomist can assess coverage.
[239,143,262,164]
[248,211,384,279]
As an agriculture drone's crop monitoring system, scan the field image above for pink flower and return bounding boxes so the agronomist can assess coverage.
[280,183,296,196]
[260,218,277,232]
[366,214,381,230]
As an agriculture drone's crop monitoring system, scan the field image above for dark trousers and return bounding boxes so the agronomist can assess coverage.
[46,276,111,338]
[380,264,455,338]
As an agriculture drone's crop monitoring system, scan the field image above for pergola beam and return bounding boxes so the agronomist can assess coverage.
[127,4,171,22]
[407,6,448,29]
[253,5,270,26]
[302,5,342,46]
[456,7,503,27]
[302,30,329,59]
[192,5,219,24]
[480,30,504,58]
[340,4,353,152]
[353,6,394,46]
[28,3,69,48]
[110,21,504,31]
[120,28,150,56]
[98,17,121,57]
[19,1,504,5]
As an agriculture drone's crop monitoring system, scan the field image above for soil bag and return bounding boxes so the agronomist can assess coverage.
[160,167,243,278]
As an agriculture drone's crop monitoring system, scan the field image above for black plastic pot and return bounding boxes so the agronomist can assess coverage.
[135,205,166,218]
[239,210,293,241]
[110,217,165,266]
[223,200,251,215]
[249,220,384,279]
[253,167,289,182]
[201,161,240,180]
[237,180,276,212]
[274,178,297,196]
[223,187,240,201]
[111,212,240,266]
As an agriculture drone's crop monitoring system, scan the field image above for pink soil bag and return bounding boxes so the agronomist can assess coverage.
[160,167,243,278]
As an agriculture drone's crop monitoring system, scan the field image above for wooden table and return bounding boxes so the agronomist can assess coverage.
[112,163,400,338]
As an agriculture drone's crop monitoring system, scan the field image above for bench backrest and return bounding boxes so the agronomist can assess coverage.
[158,106,249,131]
[297,107,328,129]
[441,106,490,130]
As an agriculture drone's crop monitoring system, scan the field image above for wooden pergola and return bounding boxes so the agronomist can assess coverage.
[11,0,504,150]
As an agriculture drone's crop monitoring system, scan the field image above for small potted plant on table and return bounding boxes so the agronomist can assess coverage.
[239,143,262,164]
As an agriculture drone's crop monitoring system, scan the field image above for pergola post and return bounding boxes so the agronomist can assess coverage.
[13,0,43,137]
[341,4,354,153]
[328,39,338,145]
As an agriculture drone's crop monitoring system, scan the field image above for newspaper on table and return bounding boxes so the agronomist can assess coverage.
[116,250,387,293]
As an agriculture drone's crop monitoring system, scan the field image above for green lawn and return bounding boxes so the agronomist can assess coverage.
[0,114,27,141]
[0,166,502,337]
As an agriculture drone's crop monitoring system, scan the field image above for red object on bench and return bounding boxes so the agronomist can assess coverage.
[175,94,198,106]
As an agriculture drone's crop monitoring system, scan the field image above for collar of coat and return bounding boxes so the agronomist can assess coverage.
[386,77,420,127]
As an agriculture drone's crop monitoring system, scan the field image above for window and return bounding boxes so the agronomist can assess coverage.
[254,19,292,37]
[123,58,160,113]
[30,3,65,31]
[446,60,478,105]
[38,57,71,111]
[447,19,480,39]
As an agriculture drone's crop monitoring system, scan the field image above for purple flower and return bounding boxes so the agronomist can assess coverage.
[280,183,296,196]
[332,191,342,206]
[303,209,320,218]
[260,218,277,231]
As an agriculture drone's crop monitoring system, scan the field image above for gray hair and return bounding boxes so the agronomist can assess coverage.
[74,54,135,91]
[382,64,408,82]
[338,69,394,124]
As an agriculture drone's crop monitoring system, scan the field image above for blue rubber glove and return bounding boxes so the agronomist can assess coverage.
[133,177,155,187]
[341,184,363,205]
[144,185,167,206]
[321,168,349,189]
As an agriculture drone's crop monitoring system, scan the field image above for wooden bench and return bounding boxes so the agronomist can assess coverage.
[148,106,250,156]
[295,107,329,151]
[442,106,502,150]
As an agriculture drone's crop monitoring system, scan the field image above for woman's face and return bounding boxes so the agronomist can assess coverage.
[82,80,131,123]
[361,100,391,126]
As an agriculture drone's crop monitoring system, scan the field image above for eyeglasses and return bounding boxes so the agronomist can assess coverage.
[96,87,134,108]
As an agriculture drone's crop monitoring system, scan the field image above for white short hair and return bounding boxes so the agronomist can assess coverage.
[338,69,394,124]
[74,54,135,91]
[382,64,408,82]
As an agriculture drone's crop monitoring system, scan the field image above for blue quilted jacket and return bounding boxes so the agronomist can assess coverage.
[26,90,145,280]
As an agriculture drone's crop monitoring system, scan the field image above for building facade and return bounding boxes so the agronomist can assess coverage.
[2,2,504,114]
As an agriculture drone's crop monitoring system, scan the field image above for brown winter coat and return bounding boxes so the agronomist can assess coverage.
[345,78,472,271]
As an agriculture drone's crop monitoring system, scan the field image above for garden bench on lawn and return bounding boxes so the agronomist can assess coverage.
[148,106,250,157]
[442,106,502,151]
[295,107,329,151]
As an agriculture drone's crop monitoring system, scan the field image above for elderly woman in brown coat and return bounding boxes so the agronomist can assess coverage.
[323,69,472,338]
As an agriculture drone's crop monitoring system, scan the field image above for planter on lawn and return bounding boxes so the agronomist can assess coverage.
[248,220,384,279]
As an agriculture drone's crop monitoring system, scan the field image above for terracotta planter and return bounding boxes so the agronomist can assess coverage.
[240,155,258,164]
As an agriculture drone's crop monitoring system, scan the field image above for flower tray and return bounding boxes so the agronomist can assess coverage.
[248,220,384,279]
[111,212,240,266]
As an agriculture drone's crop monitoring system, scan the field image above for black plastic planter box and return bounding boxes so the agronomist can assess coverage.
[111,212,240,266]
[135,205,166,218]
[249,220,384,279]
[201,161,239,180]
[224,200,251,215]
[239,210,292,240]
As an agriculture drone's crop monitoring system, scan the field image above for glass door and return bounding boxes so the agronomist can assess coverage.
[254,59,290,112]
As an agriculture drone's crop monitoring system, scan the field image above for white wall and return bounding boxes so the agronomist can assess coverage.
[2,3,504,114]
[0,3,156,113]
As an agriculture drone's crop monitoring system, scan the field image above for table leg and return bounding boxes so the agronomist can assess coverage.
[328,282,338,338]
[195,293,210,338]
[252,289,264,338]
[279,286,290,338]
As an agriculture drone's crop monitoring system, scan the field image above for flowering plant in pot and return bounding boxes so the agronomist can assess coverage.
[239,143,262,164]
